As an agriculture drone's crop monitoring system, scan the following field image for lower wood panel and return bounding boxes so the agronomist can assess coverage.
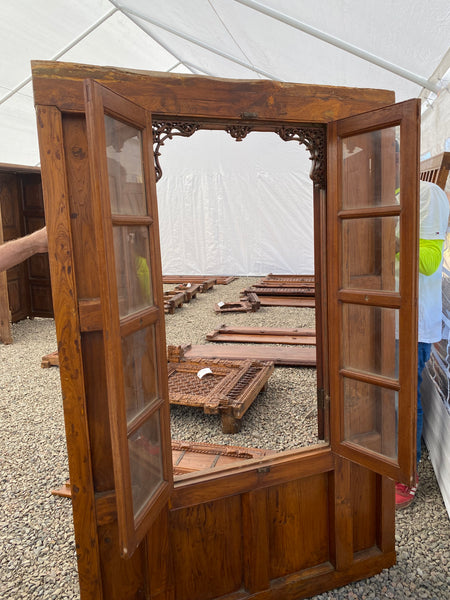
[268,474,330,579]
[170,496,243,600]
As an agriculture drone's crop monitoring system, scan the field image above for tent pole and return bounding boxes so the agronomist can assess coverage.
[234,0,441,94]
[0,7,119,106]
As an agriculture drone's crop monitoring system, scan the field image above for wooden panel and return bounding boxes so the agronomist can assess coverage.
[268,475,330,578]
[21,174,53,318]
[257,296,316,307]
[170,496,243,600]
[206,325,316,345]
[178,343,316,366]
[31,61,395,123]
[145,506,175,600]
[351,462,377,553]
[97,522,147,600]
[244,285,315,296]
[0,204,12,343]
[6,265,29,322]
[0,172,29,322]
[242,489,270,593]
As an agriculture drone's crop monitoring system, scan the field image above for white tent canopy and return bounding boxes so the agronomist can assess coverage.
[1,0,449,274]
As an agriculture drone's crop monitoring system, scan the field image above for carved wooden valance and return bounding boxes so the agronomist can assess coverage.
[152,120,326,189]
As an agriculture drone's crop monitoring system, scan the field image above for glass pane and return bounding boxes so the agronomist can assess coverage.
[113,225,153,317]
[122,326,159,423]
[343,378,397,460]
[342,304,398,379]
[104,115,147,215]
[341,216,398,291]
[128,411,164,519]
[341,126,399,209]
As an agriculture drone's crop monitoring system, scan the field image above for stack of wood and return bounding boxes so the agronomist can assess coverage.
[163,275,236,287]
[241,273,315,308]
[163,282,202,313]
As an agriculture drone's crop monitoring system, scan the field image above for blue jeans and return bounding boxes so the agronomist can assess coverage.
[417,342,432,464]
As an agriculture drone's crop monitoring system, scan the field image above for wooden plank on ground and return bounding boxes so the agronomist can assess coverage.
[206,326,316,345]
[163,275,236,285]
[41,350,59,368]
[244,286,315,296]
[181,344,316,367]
[258,296,316,308]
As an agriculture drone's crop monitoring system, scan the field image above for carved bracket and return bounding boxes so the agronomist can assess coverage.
[277,126,326,189]
[152,120,326,189]
[152,121,200,181]
[225,125,253,142]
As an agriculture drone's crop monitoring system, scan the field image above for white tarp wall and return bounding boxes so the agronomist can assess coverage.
[157,129,314,275]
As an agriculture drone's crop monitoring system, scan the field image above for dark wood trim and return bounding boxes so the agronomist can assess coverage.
[36,104,103,598]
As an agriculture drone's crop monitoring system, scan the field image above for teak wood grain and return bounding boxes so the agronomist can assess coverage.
[32,61,406,600]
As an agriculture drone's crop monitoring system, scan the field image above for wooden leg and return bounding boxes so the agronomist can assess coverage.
[221,413,241,434]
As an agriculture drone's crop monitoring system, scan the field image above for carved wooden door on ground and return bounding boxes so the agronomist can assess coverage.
[33,62,419,600]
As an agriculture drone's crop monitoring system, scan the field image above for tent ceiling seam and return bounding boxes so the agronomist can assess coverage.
[0,6,119,107]
[117,3,282,81]
[108,0,197,75]
[207,0,257,72]
[234,0,441,94]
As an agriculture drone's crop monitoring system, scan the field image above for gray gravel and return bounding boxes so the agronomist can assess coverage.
[1,276,449,599]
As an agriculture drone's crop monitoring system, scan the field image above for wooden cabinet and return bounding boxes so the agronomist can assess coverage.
[0,164,53,342]
[32,61,419,600]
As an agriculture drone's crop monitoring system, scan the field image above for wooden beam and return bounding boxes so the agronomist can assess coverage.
[177,343,316,366]
[31,60,395,124]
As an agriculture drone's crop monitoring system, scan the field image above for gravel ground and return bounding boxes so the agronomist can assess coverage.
[1,276,449,599]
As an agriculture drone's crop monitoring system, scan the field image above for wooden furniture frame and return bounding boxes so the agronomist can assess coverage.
[419,151,450,189]
[214,294,260,313]
[32,60,420,600]
[0,163,53,343]
[168,356,274,433]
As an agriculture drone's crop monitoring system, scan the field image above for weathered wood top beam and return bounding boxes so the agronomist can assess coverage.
[31,60,395,123]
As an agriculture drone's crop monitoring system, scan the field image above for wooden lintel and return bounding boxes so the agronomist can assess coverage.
[31,60,395,124]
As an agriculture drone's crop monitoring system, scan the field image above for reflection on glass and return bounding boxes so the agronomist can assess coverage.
[122,326,159,423]
[341,216,398,291]
[113,225,153,317]
[343,378,397,459]
[128,412,164,519]
[342,304,398,379]
[341,126,400,209]
[104,115,147,215]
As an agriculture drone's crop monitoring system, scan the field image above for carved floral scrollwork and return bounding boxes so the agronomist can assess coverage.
[152,121,200,181]
[276,126,326,189]
[152,120,326,188]
[225,125,253,142]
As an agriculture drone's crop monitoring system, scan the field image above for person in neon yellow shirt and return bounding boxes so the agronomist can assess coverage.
[395,180,449,509]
